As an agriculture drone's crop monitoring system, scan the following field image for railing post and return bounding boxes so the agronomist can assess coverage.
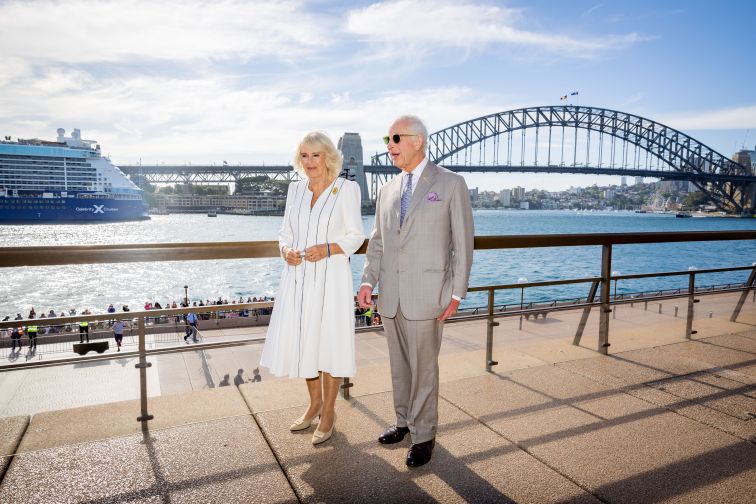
[486,288,499,372]
[135,315,153,427]
[685,272,698,339]
[341,377,353,400]
[573,279,599,346]
[730,266,756,322]
[598,244,612,355]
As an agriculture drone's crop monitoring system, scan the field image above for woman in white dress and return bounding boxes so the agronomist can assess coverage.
[260,131,365,445]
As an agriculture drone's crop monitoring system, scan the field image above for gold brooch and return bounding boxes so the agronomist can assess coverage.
[332,187,339,195]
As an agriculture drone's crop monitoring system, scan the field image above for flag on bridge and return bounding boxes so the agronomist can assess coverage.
[570,91,579,96]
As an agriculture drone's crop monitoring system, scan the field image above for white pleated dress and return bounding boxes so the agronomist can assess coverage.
[260,178,365,378]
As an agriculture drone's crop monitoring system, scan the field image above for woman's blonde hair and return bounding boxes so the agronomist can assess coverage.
[292,131,343,179]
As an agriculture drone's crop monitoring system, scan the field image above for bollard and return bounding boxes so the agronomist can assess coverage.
[613,306,616,319]
[674,306,678,317]
[658,303,662,314]
[709,311,713,318]
[519,315,523,330]
[644,301,648,311]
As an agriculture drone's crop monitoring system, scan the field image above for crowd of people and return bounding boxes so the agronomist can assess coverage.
[3,294,385,332]
[354,304,382,327]
[1,294,277,324]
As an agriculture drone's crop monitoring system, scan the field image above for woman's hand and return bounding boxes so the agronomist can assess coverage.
[304,244,329,262]
[283,247,302,266]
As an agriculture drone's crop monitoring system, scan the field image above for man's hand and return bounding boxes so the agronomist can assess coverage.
[437,298,460,322]
[357,285,373,309]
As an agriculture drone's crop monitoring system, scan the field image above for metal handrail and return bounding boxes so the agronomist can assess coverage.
[2,230,756,267]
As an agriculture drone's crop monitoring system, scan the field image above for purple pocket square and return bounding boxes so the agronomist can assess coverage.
[426,192,441,202]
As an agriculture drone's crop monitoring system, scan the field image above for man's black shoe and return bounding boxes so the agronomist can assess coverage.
[406,439,435,468]
[378,425,410,444]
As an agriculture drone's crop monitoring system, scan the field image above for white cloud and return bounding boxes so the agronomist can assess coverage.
[660,105,756,130]
[346,0,645,60]
[0,0,329,64]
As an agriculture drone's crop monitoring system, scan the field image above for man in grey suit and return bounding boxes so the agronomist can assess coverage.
[358,115,474,467]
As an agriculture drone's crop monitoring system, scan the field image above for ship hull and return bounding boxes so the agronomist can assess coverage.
[0,196,150,223]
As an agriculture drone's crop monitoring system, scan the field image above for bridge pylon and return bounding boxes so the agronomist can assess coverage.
[338,133,370,205]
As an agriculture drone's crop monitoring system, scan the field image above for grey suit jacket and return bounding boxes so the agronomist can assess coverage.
[362,162,474,320]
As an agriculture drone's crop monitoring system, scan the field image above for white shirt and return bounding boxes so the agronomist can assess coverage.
[403,157,428,195]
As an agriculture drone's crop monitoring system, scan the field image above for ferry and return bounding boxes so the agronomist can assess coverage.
[0,128,149,223]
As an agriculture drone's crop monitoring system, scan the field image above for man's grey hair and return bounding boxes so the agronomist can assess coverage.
[395,115,428,150]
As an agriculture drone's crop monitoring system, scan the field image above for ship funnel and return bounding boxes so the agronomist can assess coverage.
[56,128,65,142]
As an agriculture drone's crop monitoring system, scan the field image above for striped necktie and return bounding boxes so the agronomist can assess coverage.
[400,172,413,227]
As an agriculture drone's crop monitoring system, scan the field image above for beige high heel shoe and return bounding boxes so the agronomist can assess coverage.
[290,407,322,432]
[312,412,336,445]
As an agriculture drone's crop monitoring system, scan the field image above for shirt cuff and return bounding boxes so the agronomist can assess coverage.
[451,295,462,302]
[360,283,373,290]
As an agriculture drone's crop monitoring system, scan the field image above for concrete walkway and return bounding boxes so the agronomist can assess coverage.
[0,293,754,503]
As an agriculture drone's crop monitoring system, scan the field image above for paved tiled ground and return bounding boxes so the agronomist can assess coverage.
[0,292,754,503]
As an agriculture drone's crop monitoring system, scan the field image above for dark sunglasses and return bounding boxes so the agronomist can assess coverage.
[382,134,418,145]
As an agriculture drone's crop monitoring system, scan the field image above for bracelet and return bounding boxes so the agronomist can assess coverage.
[326,243,331,257]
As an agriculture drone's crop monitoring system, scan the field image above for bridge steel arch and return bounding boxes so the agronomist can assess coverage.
[371,106,754,213]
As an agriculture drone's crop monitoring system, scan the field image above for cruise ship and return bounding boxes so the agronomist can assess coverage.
[0,128,149,223]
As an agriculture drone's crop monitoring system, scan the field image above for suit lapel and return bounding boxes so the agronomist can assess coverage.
[405,162,438,220]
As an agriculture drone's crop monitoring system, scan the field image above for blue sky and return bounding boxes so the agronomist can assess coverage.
[1,0,754,191]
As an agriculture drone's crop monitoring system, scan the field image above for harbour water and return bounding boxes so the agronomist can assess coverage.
[1,210,755,317]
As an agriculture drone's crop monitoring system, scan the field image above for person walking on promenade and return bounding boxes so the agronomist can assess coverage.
[358,115,474,468]
[79,320,89,343]
[27,324,38,351]
[112,319,127,351]
[10,327,22,353]
[260,131,365,446]
[184,312,199,342]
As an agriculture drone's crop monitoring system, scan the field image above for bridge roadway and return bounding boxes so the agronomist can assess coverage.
[121,164,756,183]
[0,291,754,503]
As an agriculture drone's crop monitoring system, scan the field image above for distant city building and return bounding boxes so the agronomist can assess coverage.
[512,186,525,201]
[659,180,694,193]
[732,148,754,174]
[519,201,530,210]
[604,189,616,199]
[478,190,497,202]
[635,176,643,185]
[156,193,285,214]
[469,187,479,202]
[569,186,582,194]
[621,176,627,187]
[499,189,511,206]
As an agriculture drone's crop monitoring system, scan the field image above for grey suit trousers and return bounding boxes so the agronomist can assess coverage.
[382,304,444,444]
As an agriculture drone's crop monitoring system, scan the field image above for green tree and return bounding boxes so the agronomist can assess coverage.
[235,176,291,195]
[682,191,709,208]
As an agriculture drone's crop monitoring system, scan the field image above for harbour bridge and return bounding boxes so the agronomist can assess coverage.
[121,105,756,213]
